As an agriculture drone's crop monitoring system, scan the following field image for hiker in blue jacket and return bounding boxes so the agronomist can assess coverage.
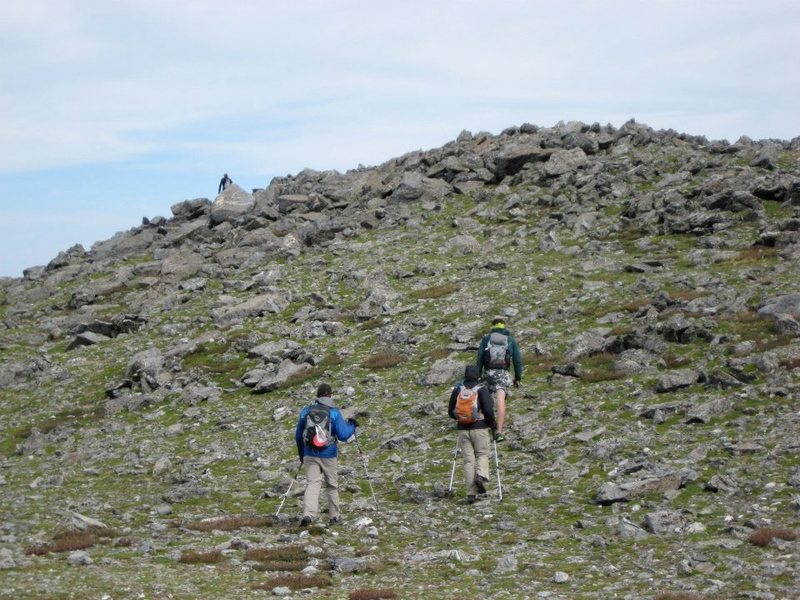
[294,383,357,525]
[476,316,523,442]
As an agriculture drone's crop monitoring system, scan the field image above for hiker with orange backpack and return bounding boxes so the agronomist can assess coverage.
[476,316,522,442]
[448,365,496,504]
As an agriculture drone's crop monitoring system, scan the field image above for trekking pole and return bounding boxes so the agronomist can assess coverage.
[493,438,503,501]
[354,432,378,510]
[447,436,460,494]
[275,463,303,517]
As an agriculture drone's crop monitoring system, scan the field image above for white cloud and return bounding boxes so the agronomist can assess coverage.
[0,0,799,274]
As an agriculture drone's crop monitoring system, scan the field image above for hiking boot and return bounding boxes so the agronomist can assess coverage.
[300,516,312,526]
[494,431,505,442]
[467,495,477,504]
[475,475,488,495]
[329,516,341,525]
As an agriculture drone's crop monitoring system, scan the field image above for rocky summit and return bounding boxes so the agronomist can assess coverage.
[1,120,799,599]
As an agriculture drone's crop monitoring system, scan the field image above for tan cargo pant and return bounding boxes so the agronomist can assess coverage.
[459,428,490,495]
[302,456,340,520]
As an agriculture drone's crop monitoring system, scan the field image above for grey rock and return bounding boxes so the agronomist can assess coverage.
[66,330,110,350]
[250,359,314,393]
[423,357,463,386]
[67,550,93,566]
[553,571,570,583]
[495,553,518,573]
[210,184,254,225]
[389,172,451,203]
[616,517,650,539]
[493,142,552,178]
[212,293,290,323]
[642,510,688,534]
[597,473,682,505]
[248,340,301,362]
[126,348,168,392]
[757,293,800,316]
[171,198,211,220]
[686,397,734,423]
[0,548,15,570]
[772,313,800,336]
[656,369,700,393]
[331,556,371,573]
[545,148,588,176]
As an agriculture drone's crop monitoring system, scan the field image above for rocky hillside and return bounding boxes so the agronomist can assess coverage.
[1,120,799,599]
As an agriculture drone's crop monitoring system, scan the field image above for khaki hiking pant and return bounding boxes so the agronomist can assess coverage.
[459,428,490,495]
[302,456,340,521]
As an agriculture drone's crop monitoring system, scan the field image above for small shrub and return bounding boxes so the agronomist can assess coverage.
[363,351,405,369]
[579,353,624,383]
[779,356,800,370]
[25,530,98,555]
[179,549,225,564]
[748,527,798,547]
[245,545,307,562]
[409,283,459,300]
[253,575,331,591]
[523,353,559,373]
[736,246,778,263]
[350,590,397,600]
[359,318,384,330]
[185,515,273,531]
[427,347,450,361]
[663,353,690,369]
[321,352,344,366]
[253,560,306,572]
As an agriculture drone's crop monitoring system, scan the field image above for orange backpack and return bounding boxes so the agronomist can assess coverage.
[455,384,483,425]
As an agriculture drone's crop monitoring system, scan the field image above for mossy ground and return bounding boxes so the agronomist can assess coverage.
[2,152,800,598]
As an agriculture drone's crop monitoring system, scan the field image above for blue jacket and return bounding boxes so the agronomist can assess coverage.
[295,399,356,460]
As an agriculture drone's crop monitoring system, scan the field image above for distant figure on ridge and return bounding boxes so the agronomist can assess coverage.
[295,383,358,526]
[218,173,232,194]
[448,364,496,503]
[477,316,522,442]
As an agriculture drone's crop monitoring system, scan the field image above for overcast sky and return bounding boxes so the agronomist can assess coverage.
[1,0,799,277]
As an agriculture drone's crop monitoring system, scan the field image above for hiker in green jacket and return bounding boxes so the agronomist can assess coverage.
[476,316,522,442]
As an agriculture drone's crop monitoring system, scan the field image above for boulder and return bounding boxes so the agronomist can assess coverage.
[211,293,290,324]
[758,293,800,317]
[596,472,682,505]
[492,143,552,178]
[545,148,588,176]
[170,198,211,220]
[389,172,451,203]
[423,357,462,386]
[655,369,701,393]
[210,184,254,225]
[250,359,313,393]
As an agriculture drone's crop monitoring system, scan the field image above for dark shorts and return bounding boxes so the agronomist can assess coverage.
[484,369,512,394]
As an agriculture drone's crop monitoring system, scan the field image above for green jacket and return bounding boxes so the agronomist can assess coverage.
[476,327,523,382]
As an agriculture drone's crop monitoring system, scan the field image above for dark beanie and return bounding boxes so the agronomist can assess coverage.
[464,365,480,382]
[316,383,332,398]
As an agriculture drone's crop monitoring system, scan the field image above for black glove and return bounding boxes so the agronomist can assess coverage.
[513,379,520,388]
[348,417,359,428]
[298,456,304,466]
